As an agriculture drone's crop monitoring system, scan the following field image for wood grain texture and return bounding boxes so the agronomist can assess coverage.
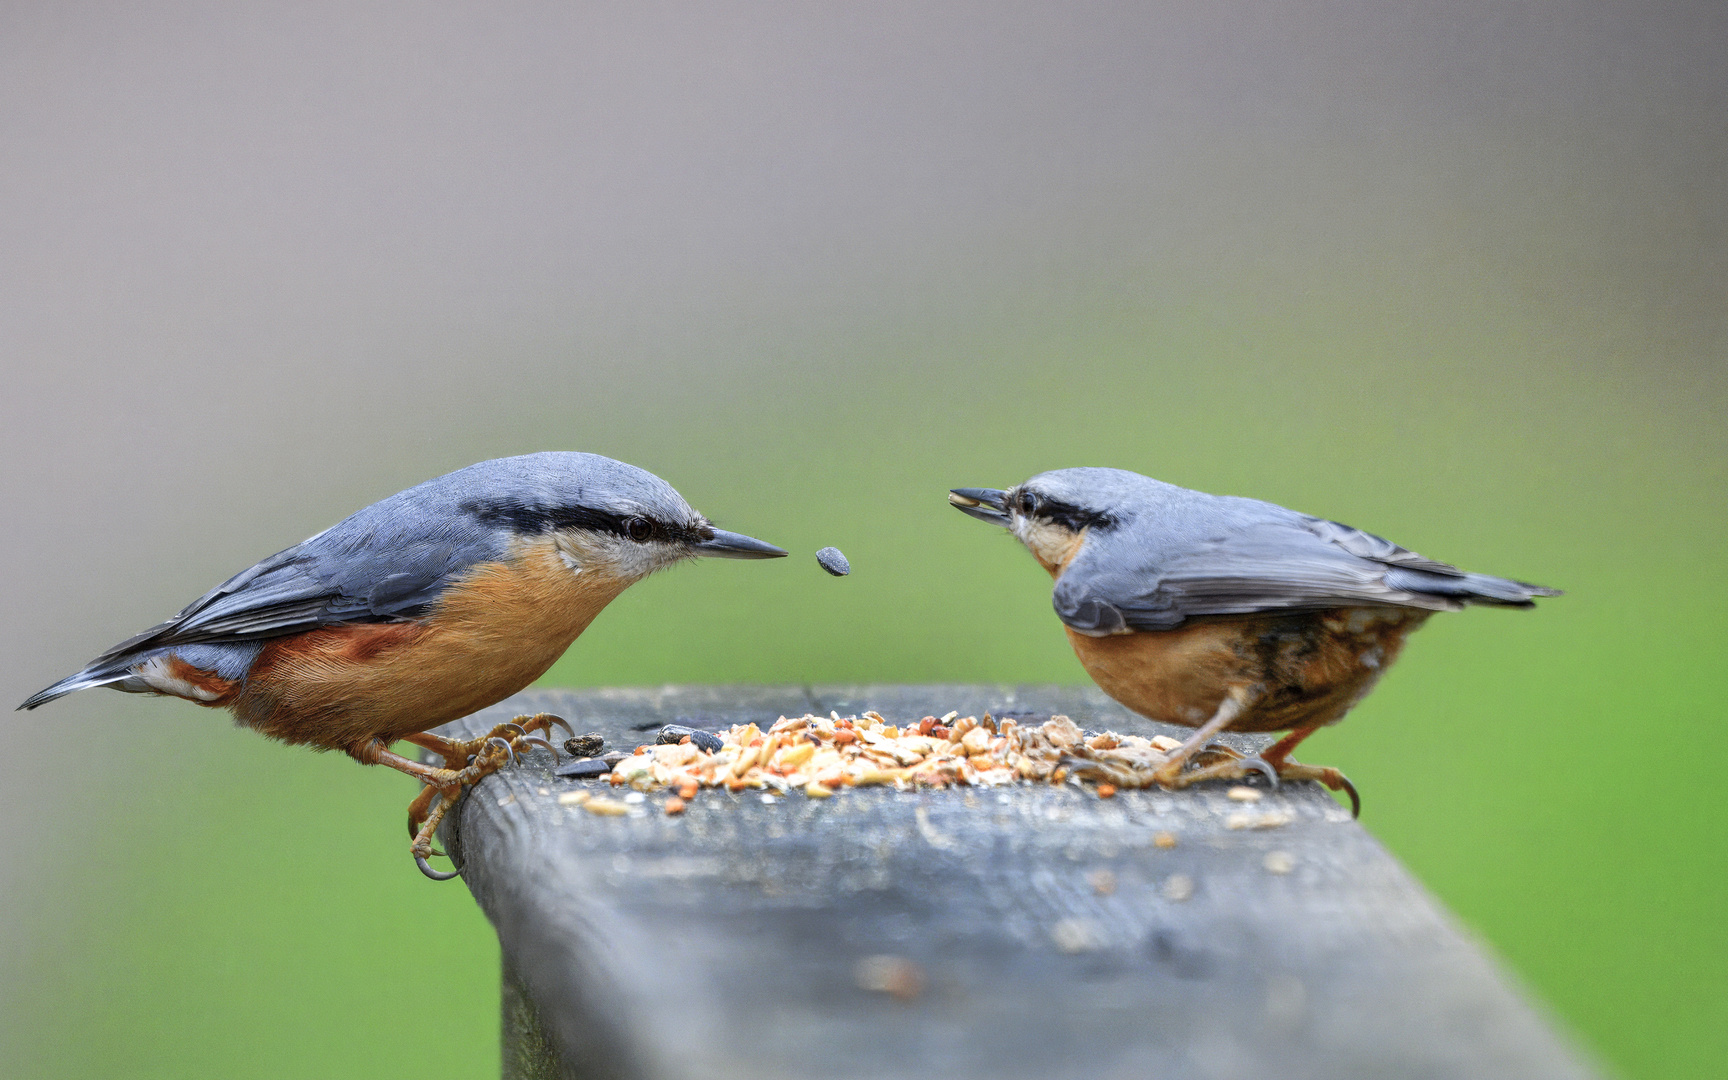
[427,686,1598,1080]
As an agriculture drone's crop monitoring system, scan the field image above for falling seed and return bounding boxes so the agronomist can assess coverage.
[1153,831,1178,849]
[1227,786,1263,802]
[1163,874,1195,902]
[584,798,629,816]
[557,790,592,807]
[664,797,687,815]
[1087,868,1117,895]
[816,547,851,576]
[1264,850,1296,874]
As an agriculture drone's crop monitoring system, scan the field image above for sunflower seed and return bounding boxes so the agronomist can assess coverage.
[815,546,850,576]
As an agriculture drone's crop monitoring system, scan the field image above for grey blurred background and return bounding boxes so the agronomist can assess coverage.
[2,3,1723,1078]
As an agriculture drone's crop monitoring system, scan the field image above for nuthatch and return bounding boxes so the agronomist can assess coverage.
[21,452,786,877]
[950,468,1559,812]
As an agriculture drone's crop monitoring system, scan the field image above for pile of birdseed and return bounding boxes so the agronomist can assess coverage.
[580,711,1188,811]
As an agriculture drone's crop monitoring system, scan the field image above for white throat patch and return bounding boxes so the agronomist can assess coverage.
[548,528,687,581]
[1011,513,1084,574]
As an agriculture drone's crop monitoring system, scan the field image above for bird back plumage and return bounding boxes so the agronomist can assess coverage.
[1036,469,1559,636]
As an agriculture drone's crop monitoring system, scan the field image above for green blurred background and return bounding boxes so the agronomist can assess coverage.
[2,2,1722,1077]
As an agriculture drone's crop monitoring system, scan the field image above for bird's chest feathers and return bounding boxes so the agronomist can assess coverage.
[430,537,635,669]
[1017,520,1087,576]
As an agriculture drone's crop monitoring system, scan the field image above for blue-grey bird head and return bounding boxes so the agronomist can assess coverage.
[950,467,1152,574]
[450,452,787,579]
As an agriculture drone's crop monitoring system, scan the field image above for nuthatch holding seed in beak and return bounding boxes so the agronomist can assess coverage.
[950,468,1558,813]
[22,452,786,877]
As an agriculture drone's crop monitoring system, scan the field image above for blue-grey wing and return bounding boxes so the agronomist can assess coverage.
[88,510,503,664]
[1053,513,1556,635]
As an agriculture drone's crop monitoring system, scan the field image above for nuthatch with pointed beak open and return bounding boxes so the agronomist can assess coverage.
[950,468,1559,812]
[21,452,786,877]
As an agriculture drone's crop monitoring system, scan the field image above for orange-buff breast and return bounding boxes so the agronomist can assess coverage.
[233,539,630,753]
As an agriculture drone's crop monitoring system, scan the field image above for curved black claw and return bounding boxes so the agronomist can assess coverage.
[1232,755,1280,788]
[485,736,519,766]
[537,714,575,740]
[1337,773,1362,818]
[414,855,461,881]
[518,735,558,759]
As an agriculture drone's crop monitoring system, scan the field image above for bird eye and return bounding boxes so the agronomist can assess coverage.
[625,517,654,542]
[1019,491,1039,516]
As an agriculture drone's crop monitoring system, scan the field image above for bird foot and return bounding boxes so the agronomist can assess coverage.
[434,714,572,771]
[403,714,576,879]
[1158,755,1360,817]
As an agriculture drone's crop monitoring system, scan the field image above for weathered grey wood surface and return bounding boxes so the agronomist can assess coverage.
[431,686,1597,1080]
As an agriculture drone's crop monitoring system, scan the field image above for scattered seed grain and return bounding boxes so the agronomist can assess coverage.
[854,955,924,1000]
[564,733,605,757]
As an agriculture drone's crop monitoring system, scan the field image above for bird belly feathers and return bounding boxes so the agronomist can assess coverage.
[1066,606,1431,734]
[220,538,631,753]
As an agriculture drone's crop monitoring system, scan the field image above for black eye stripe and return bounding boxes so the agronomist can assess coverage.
[1018,493,1115,532]
[463,501,710,545]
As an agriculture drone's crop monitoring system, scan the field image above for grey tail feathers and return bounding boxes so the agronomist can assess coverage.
[17,665,134,711]
[1383,567,1563,608]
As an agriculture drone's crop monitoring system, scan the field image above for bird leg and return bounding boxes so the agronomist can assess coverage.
[356,714,574,879]
[409,792,461,881]
[1172,725,1361,817]
[1150,687,1252,789]
[357,738,514,876]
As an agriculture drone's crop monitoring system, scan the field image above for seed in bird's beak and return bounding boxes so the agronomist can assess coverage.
[816,547,850,576]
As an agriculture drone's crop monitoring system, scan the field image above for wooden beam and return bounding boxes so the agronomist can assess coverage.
[431,686,1597,1080]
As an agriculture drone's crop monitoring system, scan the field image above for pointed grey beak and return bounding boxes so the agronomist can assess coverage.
[692,528,788,559]
[949,488,1011,527]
